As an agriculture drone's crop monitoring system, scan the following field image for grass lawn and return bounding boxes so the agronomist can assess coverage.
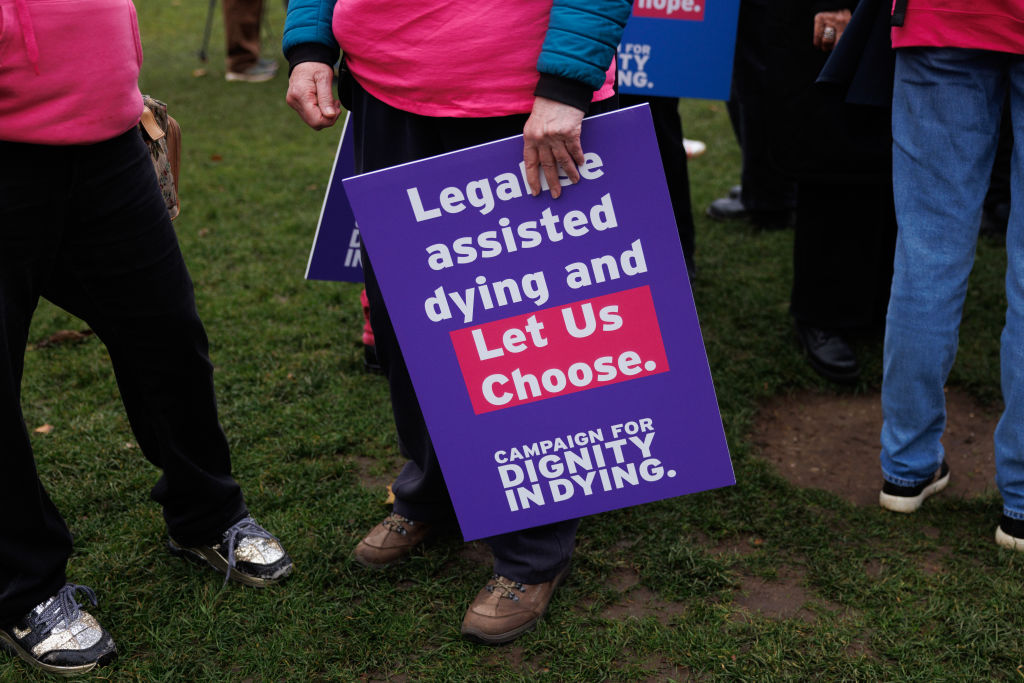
[4,1,1021,680]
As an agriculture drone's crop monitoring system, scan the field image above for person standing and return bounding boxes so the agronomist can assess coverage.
[224,0,278,82]
[706,0,798,230]
[619,95,699,277]
[0,0,292,674]
[877,0,1024,552]
[764,0,897,384]
[284,0,631,644]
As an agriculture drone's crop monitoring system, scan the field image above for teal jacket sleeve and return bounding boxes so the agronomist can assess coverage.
[282,0,339,69]
[535,0,633,111]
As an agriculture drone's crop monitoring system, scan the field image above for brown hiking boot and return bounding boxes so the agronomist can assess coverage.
[353,513,432,568]
[460,564,570,644]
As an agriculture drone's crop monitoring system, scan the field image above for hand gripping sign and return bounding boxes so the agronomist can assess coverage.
[342,105,734,540]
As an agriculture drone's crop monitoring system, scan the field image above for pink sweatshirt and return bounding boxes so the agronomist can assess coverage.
[0,0,144,145]
[333,0,616,118]
[892,0,1024,54]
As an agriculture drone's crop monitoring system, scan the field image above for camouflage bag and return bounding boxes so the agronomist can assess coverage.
[139,95,181,220]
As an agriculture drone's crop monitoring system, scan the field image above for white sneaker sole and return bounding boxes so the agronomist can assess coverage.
[995,525,1024,551]
[878,470,950,513]
[167,538,292,587]
[0,630,110,676]
[224,72,276,83]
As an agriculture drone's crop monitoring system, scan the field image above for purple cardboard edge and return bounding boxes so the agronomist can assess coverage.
[305,117,364,283]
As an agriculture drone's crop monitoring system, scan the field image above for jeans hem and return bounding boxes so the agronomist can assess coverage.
[1002,507,1024,521]
[881,465,940,488]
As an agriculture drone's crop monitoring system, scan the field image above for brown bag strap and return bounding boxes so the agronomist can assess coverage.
[165,115,181,195]
[140,106,165,142]
[139,95,181,220]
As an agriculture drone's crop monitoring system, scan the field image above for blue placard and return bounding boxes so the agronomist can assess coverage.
[618,0,740,100]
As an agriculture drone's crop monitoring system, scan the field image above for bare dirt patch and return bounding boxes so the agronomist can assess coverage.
[730,565,848,625]
[639,655,703,682]
[457,540,492,568]
[352,454,403,493]
[752,388,999,507]
[918,546,952,575]
[731,566,817,623]
[600,569,688,624]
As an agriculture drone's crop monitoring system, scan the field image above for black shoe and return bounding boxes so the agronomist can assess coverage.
[706,196,746,221]
[168,516,293,587]
[794,322,860,384]
[996,514,1024,550]
[879,462,950,513]
[0,584,117,676]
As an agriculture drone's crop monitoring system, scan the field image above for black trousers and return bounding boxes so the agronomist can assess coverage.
[618,95,696,274]
[790,178,897,330]
[727,0,797,212]
[0,129,246,624]
[344,76,620,583]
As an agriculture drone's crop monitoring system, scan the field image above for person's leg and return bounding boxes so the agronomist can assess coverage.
[790,178,896,383]
[619,95,696,274]
[994,54,1024,528]
[436,97,619,586]
[348,78,600,542]
[0,143,120,676]
[222,0,263,74]
[719,0,796,223]
[791,180,894,331]
[40,131,248,545]
[0,142,74,625]
[347,78,458,528]
[347,76,595,639]
[981,94,1012,238]
[790,181,866,383]
[880,48,1004,499]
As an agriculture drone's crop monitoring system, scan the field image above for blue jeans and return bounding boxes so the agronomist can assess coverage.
[881,47,1024,517]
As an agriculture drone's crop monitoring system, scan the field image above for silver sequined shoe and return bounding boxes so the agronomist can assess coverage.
[168,516,293,587]
[0,584,116,676]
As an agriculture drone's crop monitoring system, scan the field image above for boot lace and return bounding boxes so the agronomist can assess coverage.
[381,513,415,536]
[485,574,526,602]
[221,516,280,585]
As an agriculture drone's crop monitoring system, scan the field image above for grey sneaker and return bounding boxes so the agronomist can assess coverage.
[0,584,116,676]
[168,516,293,587]
[225,58,279,82]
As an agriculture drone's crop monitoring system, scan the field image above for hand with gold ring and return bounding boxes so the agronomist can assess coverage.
[813,9,851,51]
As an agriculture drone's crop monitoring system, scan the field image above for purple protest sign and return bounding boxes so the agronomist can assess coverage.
[305,117,364,283]
[343,105,733,541]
